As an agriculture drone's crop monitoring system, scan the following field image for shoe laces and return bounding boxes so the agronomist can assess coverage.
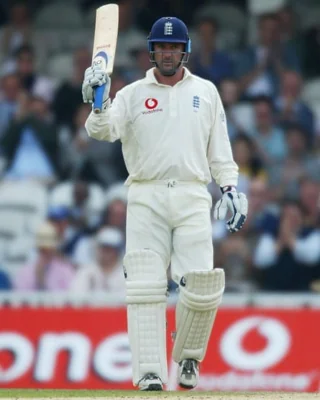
[183,359,196,374]
[142,373,160,381]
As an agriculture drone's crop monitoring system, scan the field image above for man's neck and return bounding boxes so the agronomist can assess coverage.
[154,67,185,86]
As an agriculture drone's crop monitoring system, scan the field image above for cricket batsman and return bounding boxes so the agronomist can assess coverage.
[82,16,248,391]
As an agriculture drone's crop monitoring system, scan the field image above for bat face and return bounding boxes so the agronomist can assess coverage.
[92,3,119,113]
[92,4,119,76]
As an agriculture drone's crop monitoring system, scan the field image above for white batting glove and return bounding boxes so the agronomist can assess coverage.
[213,186,248,233]
[82,65,110,104]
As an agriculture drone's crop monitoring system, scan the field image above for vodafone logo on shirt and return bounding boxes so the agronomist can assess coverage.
[143,98,163,114]
[145,98,158,109]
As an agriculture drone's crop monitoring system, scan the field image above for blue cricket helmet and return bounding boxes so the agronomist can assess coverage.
[148,17,191,53]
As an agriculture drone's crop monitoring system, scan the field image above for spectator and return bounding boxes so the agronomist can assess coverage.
[109,73,129,100]
[69,179,98,231]
[13,44,55,103]
[136,0,207,30]
[299,178,320,229]
[72,183,128,266]
[71,227,125,296]
[0,268,12,290]
[268,126,319,200]
[59,103,91,179]
[0,1,33,61]
[232,134,266,181]
[0,3,8,28]
[276,4,303,58]
[123,43,151,82]
[62,102,127,186]
[246,178,278,235]
[253,201,320,291]
[215,236,255,292]
[275,70,315,141]
[47,205,83,259]
[52,47,91,130]
[236,13,300,99]
[302,24,320,79]
[14,221,75,291]
[249,96,287,164]
[219,78,243,139]
[190,17,234,86]
[1,94,61,184]
[0,72,23,139]
[116,0,146,68]
[102,183,128,234]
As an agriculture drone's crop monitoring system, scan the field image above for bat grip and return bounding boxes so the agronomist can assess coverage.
[93,84,106,114]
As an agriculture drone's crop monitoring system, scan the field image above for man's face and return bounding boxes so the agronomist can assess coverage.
[97,245,119,268]
[287,129,306,155]
[255,101,273,129]
[198,21,217,48]
[300,181,320,214]
[259,17,280,47]
[106,200,127,229]
[282,72,301,98]
[248,179,268,212]
[18,51,34,75]
[220,80,239,107]
[153,43,184,75]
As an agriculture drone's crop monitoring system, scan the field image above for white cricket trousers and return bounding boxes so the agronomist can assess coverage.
[125,180,213,282]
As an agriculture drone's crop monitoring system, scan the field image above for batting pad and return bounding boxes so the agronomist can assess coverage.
[172,268,225,363]
[124,249,168,385]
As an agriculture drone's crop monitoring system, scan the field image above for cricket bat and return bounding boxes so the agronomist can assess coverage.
[92,4,119,114]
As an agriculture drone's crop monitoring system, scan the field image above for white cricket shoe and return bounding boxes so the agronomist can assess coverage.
[178,359,199,389]
[138,373,163,391]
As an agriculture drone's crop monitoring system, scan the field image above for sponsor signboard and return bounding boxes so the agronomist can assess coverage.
[0,307,319,391]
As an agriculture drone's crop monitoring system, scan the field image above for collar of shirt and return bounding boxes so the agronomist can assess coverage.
[144,67,192,86]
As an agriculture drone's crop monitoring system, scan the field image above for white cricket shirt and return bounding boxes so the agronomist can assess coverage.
[85,67,238,187]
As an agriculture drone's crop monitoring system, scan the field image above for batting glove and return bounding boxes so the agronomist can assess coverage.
[213,186,248,233]
[82,65,110,104]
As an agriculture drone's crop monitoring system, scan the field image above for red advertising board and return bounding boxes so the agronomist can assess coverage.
[0,307,319,392]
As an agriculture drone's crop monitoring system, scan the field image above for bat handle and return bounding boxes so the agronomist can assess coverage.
[93,84,106,114]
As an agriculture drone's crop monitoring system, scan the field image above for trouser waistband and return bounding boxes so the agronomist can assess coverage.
[130,180,206,188]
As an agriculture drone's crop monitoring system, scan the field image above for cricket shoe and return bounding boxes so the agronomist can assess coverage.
[178,359,199,389]
[138,373,163,391]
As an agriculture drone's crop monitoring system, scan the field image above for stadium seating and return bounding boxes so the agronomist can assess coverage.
[0,181,48,277]
[34,1,83,29]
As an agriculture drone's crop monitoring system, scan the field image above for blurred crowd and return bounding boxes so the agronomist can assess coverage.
[0,0,319,295]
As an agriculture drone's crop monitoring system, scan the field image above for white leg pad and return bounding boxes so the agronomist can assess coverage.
[172,268,225,363]
[124,249,168,385]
